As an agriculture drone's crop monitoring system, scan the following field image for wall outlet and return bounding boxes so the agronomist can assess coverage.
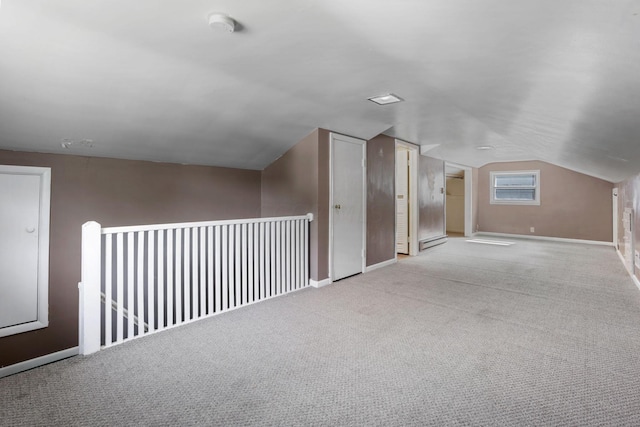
[530,227,535,233]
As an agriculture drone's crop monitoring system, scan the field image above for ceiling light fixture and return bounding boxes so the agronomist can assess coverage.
[208,13,236,33]
[475,145,494,150]
[368,94,403,105]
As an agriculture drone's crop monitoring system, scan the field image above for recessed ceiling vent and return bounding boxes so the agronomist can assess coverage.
[61,138,94,149]
[368,94,403,105]
[208,13,236,33]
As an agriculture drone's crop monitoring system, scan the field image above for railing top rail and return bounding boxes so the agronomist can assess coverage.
[100,213,313,235]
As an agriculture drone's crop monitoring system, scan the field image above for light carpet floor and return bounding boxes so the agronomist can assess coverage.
[2,236,640,426]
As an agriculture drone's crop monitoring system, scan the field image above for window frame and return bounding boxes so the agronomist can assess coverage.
[490,170,540,206]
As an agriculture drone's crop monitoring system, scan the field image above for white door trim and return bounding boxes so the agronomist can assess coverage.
[613,188,618,248]
[0,165,51,338]
[395,140,419,256]
[445,161,473,237]
[329,133,366,281]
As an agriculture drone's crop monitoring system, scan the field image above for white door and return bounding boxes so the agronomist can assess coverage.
[331,134,365,281]
[396,148,409,254]
[0,166,50,337]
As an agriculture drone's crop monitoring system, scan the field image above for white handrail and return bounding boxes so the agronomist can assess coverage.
[101,213,314,234]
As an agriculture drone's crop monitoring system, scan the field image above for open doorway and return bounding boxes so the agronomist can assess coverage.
[445,162,473,237]
[395,140,419,256]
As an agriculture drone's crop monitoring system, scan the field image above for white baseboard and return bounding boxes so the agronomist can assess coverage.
[475,232,614,247]
[310,278,332,288]
[364,258,397,273]
[616,249,640,291]
[0,347,78,379]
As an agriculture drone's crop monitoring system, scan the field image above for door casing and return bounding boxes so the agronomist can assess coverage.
[0,165,51,338]
[395,140,419,256]
[329,133,366,281]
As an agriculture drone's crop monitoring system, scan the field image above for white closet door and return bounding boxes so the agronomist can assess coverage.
[0,166,50,337]
[331,134,365,281]
[396,149,409,254]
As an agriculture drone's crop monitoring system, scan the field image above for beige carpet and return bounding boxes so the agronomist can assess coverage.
[2,236,640,426]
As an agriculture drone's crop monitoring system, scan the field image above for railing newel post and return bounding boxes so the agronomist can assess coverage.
[79,221,102,355]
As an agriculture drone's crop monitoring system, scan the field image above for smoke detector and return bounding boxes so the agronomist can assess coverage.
[208,13,236,33]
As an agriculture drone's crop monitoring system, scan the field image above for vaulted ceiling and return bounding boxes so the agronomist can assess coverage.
[1,1,639,182]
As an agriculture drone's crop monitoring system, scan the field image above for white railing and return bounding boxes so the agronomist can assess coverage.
[79,214,313,355]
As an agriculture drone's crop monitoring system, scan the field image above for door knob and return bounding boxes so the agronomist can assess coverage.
[334,204,341,209]
[26,227,36,233]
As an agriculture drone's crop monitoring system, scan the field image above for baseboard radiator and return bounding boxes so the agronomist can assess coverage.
[420,235,448,251]
[79,214,313,355]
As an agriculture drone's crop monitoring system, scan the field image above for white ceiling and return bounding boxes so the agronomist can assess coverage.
[1,0,639,182]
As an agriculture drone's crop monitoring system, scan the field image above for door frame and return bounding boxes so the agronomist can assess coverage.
[0,165,51,338]
[329,133,367,281]
[444,161,473,237]
[613,188,618,249]
[395,140,419,256]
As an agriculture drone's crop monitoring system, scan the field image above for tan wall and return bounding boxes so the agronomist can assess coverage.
[261,129,331,282]
[261,129,324,281]
[366,135,395,266]
[0,150,261,368]
[262,130,397,277]
[478,160,613,242]
[418,155,446,241]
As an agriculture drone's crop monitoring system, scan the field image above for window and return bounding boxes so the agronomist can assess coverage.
[490,170,540,205]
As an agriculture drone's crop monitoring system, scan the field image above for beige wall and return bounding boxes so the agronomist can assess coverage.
[478,160,613,242]
[0,150,261,368]
[366,135,395,266]
[418,155,446,241]
[261,129,331,282]
[262,130,398,278]
[262,129,323,281]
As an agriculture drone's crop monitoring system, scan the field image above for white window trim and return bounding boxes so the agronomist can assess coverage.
[490,170,540,206]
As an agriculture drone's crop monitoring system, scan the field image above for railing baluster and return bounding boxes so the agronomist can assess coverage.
[192,227,199,317]
[242,223,248,305]
[276,222,281,295]
[167,229,174,327]
[116,233,124,343]
[184,228,191,321]
[222,225,228,311]
[259,222,265,301]
[249,223,255,303]
[175,229,182,324]
[104,234,113,347]
[199,227,206,317]
[157,230,164,330]
[304,217,309,285]
[127,232,134,339]
[215,225,221,313]
[270,222,276,297]
[207,226,214,315]
[286,221,291,292]
[136,232,145,336]
[235,224,241,307]
[147,230,155,333]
